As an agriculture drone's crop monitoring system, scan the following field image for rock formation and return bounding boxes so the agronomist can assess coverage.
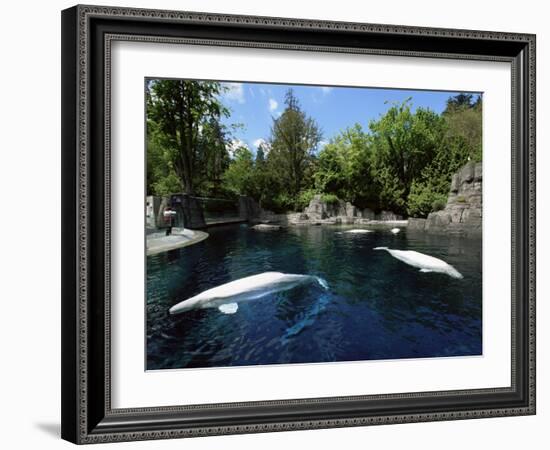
[289,195,401,225]
[408,161,482,237]
[240,195,404,227]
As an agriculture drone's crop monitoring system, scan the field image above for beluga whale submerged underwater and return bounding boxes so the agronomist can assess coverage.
[373,247,463,279]
[343,229,373,234]
[169,272,329,315]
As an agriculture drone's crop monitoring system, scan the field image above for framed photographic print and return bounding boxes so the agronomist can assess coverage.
[61,4,536,444]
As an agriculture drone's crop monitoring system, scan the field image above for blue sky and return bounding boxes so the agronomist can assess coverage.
[218,81,480,154]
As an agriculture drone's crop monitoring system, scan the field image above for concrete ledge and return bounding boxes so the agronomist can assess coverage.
[146,228,209,256]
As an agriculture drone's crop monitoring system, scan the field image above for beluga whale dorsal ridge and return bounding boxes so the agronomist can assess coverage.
[373,247,463,279]
[169,271,329,315]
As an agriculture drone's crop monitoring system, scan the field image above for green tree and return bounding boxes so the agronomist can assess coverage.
[314,96,482,218]
[250,142,278,209]
[406,139,471,218]
[146,122,182,196]
[407,94,482,217]
[195,118,232,196]
[255,144,266,164]
[444,93,474,112]
[146,79,229,195]
[314,124,378,209]
[443,93,482,162]
[368,100,447,214]
[222,146,255,196]
[268,89,322,198]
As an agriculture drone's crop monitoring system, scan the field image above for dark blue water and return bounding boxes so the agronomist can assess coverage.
[146,225,482,370]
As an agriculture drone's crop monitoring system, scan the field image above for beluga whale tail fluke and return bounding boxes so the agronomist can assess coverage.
[169,272,329,315]
[374,247,463,279]
[314,276,329,290]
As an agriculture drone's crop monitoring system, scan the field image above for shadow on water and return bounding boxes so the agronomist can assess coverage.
[280,291,332,345]
[146,224,482,369]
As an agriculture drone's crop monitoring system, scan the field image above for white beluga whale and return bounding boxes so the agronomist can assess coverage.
[342,229,373,234]
[390,228,400,234]
[374,247,463,279]
[169,272,329,315]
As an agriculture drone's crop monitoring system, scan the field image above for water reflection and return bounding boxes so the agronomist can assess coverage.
[146,224,482,369]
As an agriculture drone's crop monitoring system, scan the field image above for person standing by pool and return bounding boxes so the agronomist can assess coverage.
[163,207,176,236]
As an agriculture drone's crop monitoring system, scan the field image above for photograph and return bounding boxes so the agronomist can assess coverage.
[57,3,537,444]
[145,79,483,371]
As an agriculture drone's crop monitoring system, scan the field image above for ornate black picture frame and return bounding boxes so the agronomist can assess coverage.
[61,4,536,444]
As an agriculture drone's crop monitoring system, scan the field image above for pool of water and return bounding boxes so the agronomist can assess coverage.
[146,224,482,370]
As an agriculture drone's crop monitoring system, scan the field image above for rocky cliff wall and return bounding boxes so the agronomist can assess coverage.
[252,194,404,226]
[408,161,482,237]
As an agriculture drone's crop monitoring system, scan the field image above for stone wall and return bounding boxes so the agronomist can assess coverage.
[304,195,387,222]
[239,195,263,221]
[409,161,482,237]
[177,195,207,229]
[150,194,207,230]
[146,195,162,229]
[265,194,403,226]
[149,194,266,229]
[306,195,403,223]
[204,194,405,227]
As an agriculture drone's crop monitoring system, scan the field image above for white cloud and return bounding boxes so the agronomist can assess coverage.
[268,98,278,112]
[253,138,266,148]
[253,138,271,155]
[318,140,329,149]
[227,139,248,158]
[320,86,333,94]
[222,83,245,104]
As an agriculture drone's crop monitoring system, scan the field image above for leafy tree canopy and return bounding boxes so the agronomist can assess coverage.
[147,87,482,218]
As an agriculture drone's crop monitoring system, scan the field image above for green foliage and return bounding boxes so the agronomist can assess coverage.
[147,85,482,218]
[312,96,481,218]
[314,101,460,216]
[146,122,183,196]
[194,118,232,196]
[259,190,317,214]
[444,93,475,112]
[432,198,447,211]
[269,89,322,197]
[401,94,482,217]
[367,100,448,215]
[295,189,318,211]
[373,165,406,213]
[146,79,230,195]
[225,88,324,213]
[443,93,482,163]
[407,180,447,217]
[405,135,472,217]
[222,146,255,196]
[314,124,376,208]
[320,193,340,205]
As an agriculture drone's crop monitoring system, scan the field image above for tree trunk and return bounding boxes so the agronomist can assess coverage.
[176,87,194,195]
